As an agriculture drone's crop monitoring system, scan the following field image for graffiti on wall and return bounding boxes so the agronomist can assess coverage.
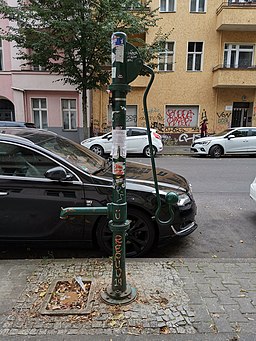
[216,111,231,125]
[165,106,199,127]
[92,105,203,145]
[165,108,195,127]
[92,119,110,136]
[200,109,208,122]
[141,106,200,145]
[161,131,200,146]
[139,107,162,124]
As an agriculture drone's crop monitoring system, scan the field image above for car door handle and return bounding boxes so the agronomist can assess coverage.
[0,192,8,196]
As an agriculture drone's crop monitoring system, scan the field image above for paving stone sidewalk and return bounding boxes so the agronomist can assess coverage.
[162,145,191,156]
[0,258,255,340]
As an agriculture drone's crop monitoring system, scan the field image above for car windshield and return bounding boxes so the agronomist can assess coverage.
[212,129,233,137]
[29,133,105,174]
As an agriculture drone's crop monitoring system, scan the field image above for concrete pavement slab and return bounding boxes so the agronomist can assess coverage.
[0,260,38,324]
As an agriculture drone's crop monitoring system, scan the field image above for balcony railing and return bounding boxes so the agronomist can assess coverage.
[212,64,256,88]
[217,1,256,15]
[212,64,256,71]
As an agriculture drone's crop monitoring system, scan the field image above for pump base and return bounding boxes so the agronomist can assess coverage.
[101,284,137,305]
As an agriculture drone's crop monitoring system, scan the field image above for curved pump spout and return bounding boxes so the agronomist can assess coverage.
[141,64,178,226]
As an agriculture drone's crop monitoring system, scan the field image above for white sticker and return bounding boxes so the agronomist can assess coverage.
[112,129,126,144]
[115,45,124,63]
[112,67,116,79]
[112,52,116,63]
[111,129,127,158]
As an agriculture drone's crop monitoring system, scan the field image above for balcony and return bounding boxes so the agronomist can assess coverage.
[212,64,256,88]
[216,1,256,31]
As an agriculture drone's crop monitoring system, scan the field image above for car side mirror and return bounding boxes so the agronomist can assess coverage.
[45,166,73,181]
[107,135,112,141]
[227,134,235,140]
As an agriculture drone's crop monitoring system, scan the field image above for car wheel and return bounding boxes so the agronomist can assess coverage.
[143,145,156,158]
[209,145,223,158]
[90,144,104,156]
[96,208,156,257]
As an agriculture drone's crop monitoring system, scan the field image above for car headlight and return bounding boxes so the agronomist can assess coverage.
[82,139,92,144]
[177,193,191,207]
[200,140,211,145]
[158,189,192,207]
[194,140,211,146]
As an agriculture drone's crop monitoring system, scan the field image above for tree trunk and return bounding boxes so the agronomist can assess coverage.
[82,87,90,139]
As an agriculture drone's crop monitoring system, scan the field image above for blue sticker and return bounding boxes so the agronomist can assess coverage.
[114,36,124,46]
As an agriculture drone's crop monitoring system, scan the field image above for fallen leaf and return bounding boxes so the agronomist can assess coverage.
[210,323,218,333]
[160,297,169,305]
[160,326,170,334]
[109,320,117,327]
[212,313,220,318]
[234,322,241,333]
[39,291,47,298]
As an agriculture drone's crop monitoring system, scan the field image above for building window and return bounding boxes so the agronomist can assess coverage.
[224,44,254,68]
[32,98,48,129]
[62,99,77,130]
[190,0,206,12]
[32,65,46,71]
[187,42,203,71]
[159,0,175,12]
[158,42,175,71]
[229,0,256,4]
[0,39,3,71]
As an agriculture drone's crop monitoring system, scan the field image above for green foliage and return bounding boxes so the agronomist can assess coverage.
[0,0,167,90]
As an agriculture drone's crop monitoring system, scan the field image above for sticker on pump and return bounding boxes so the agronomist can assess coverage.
[113,162,125,176]
[115,44,124,63]
[112,67,116,79]
[112,129,126,144]
[112,35,124,46]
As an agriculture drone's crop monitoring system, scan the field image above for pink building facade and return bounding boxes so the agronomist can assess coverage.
[0,6,87,142]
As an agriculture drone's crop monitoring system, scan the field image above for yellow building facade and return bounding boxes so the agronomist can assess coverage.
[91,0,256,145]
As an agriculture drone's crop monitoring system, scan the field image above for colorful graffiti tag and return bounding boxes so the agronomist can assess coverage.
[165,107,198,127]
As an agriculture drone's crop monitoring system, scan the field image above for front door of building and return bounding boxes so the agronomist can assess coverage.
[231,102,252,127]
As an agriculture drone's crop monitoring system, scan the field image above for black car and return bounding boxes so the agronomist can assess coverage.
[0,121,36,128]
[0,128,197,257]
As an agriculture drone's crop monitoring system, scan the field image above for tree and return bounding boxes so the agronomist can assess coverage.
[0,0,167,138]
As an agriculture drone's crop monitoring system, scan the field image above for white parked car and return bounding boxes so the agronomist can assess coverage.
[81,127,163,157]
[191,127,256,158]
[250,177,256,203]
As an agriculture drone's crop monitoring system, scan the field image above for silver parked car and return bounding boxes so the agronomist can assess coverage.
[81,127,163,157]
[191,127,256,158]
[250,177,256,203]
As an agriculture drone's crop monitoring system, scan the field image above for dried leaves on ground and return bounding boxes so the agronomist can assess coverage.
[47,279,91,311]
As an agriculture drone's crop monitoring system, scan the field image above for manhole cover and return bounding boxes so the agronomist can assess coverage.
[41,277,94,315]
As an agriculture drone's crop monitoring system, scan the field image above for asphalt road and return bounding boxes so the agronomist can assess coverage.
[1,155,255,259]
[138,155,256,258]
